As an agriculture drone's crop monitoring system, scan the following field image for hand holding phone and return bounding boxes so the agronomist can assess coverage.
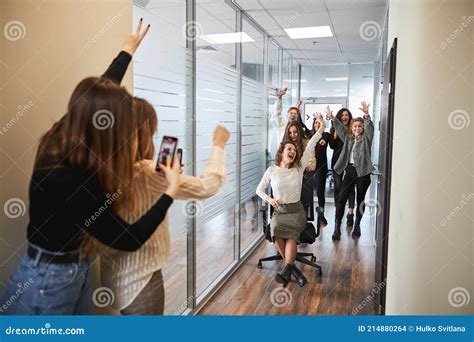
[156,136,178,172]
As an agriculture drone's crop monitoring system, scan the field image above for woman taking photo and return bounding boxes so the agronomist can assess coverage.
[329,108,356,228]
[0,22,181,315]
[256,115,325,286]
[326,103,374,240]
[98,98,230,315]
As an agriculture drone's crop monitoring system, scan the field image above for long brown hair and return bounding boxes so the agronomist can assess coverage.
[348,117,365,139]
[134,97,158,161]
[330,107,353,138]
[34,76,137,209]
[274,141,301,169]
[282,121,305,156]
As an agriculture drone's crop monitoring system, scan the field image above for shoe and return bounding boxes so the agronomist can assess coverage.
[346,213,354,228]
[292,265,308,287]
[275,263,293,286]
[332,221,341,241]
[352,224,361,238]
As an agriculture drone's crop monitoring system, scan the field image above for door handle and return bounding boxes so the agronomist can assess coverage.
[372,170,383,176]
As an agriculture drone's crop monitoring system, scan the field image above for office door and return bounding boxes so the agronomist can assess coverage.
[374,38,397,315]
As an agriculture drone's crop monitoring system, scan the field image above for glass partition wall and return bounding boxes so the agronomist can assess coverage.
[132,0,301,314]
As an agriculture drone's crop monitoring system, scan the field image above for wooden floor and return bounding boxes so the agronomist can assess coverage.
[198,204,378,315]
[161,197,261,315]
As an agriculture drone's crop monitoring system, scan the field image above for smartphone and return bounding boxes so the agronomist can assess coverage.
[156,136,178,171]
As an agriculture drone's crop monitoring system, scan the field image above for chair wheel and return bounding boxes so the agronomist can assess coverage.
[311,256,316,262]
[257,262,262,269]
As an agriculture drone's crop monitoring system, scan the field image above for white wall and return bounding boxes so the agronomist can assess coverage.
[386,0,473,314]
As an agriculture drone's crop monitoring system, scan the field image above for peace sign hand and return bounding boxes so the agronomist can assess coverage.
[122,18,151,55]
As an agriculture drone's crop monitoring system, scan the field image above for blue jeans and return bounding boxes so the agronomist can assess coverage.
[0,244,91,315]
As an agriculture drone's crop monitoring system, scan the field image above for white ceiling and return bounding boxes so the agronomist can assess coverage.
[235,0,388,66]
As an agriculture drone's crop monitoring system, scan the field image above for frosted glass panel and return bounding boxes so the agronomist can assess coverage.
[132,0,190,315]
[195,0,237,298]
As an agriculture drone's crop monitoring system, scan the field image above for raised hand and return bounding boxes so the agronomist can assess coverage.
[359,101,370,115]
[121,18,150,55]
[316,114,326,133]
[213,125,230,148]
[324,105,334,120]
[296,99,303,109]
[276,87,288,98]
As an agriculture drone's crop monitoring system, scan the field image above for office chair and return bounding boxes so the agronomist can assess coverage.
[257,177,323,286]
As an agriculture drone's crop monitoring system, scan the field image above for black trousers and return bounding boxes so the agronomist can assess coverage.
[301,171,315,221]
[314,168,328,209]
[333,169,355,209]
[335,164,371,223]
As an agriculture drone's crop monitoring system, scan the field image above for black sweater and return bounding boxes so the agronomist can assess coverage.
[26,51,173,252]
[329,127,344,172]
[314,132,331,172]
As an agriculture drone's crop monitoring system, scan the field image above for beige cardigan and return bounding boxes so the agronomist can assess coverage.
[99,146,226,310]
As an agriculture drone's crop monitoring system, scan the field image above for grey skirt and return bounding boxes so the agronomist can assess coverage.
[270,201,306,243]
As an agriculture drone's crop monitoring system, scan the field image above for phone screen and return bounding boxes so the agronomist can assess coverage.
[156,136,178,171]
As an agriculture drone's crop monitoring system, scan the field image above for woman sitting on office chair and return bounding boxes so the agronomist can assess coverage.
[256,114,325,286]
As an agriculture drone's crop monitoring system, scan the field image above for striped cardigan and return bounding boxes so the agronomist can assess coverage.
[99,146,226,310]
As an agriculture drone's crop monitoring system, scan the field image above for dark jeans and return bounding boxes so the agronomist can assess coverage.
[0,244,91,315]
[335,164,371,223]
[333,169,355,209]
[314,168,328,209]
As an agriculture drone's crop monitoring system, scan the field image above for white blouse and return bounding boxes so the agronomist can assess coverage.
[99,147,226,310]
[256,131,322,204]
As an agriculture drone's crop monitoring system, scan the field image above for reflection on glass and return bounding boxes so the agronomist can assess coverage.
[132,0,189,315]
[240,18,266,253]
[196,0,237,298]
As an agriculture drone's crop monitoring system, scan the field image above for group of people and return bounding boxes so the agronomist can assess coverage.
[0,20,230,315]
[256,87,374,286]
